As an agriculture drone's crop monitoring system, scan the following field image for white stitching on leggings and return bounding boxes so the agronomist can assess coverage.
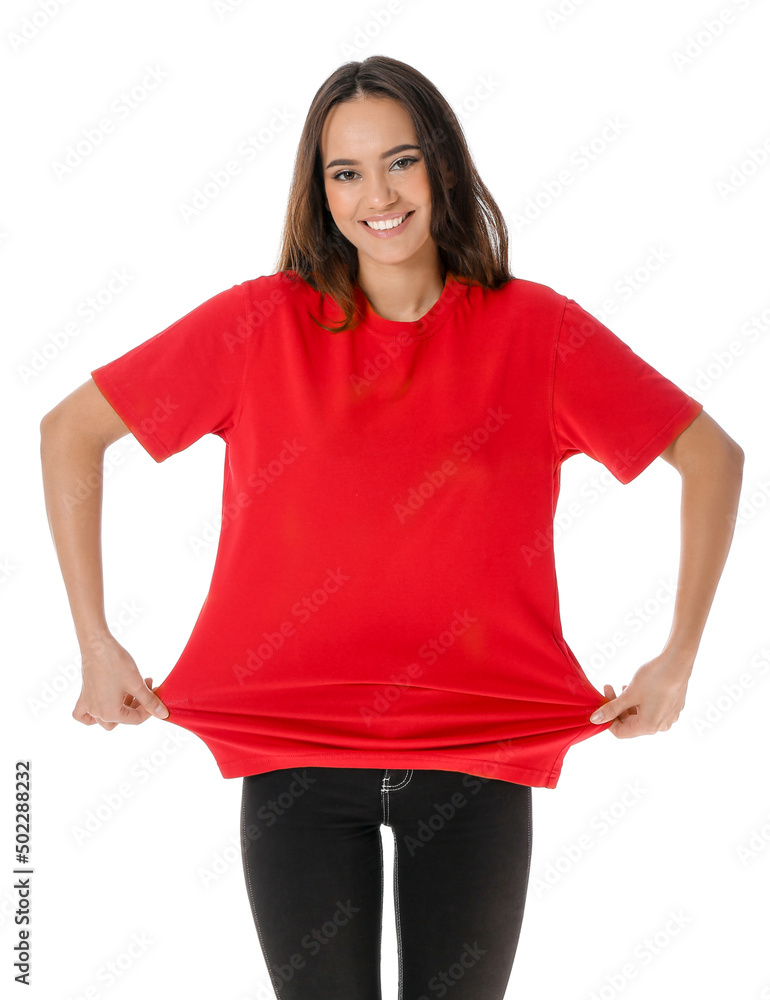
[524,788,533,890]
[377,826,385,1000]
[383,769,413,792]
[392,827,404,1000]
[241,782,284,999]
[381,768,413,827]
[381,770,389,825]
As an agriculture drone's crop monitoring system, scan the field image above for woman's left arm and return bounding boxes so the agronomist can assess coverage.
[589,409,745,737]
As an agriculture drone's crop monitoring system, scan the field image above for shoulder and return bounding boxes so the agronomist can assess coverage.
[481,275,568,324]
[241,270,304,304]
[239,271,330,327]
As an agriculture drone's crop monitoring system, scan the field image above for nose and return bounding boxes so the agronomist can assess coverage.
[361,172,398,212]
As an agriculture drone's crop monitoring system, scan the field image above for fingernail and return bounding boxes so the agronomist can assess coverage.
[155,705,169,718]
[590,710,604,723]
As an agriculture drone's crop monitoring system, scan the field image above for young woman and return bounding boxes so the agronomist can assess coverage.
[41,55,743,999]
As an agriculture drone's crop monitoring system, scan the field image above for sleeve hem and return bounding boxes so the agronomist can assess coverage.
[614,396,704,485]
[90,368,172,463]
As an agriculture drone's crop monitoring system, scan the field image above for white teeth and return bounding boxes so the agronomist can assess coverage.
[364,212,409,230]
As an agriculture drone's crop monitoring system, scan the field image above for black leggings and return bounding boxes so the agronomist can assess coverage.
[240,766,532,999]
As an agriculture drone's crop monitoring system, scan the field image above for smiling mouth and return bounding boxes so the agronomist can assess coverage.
[360,210,414,230]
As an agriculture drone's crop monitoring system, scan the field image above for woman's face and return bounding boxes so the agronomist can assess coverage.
[320,96,438,271]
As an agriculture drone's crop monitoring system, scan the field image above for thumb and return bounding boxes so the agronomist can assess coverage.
[590,684,625,724]
[133,677,170,719]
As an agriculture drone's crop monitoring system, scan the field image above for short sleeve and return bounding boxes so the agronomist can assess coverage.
[90,281,250,462]
[552,298,703,484]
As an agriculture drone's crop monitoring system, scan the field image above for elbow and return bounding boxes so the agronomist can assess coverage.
[40,411,62,455]
[40,410,56,442]
[40,403,64,435]
[722,436,744,475]
[39,405,71,456]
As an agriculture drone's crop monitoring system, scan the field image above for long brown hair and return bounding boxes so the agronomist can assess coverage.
[275,55,514,333]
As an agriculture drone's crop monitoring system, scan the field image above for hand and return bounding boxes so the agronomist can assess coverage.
[73,638,170,730]
[588,653,692,739]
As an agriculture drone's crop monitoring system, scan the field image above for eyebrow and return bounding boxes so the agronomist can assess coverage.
[324,144,422,169]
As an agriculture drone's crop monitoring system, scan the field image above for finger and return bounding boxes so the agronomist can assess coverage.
[73,705,98,726]
[591,693,630,724]
[129,681,169,720]
[113,703,157,725]
[609,711,644,738]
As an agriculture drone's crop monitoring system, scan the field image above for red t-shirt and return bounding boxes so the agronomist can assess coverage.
[90,270,703,788]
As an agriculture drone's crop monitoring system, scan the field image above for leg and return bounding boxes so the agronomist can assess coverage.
[383,769,532,1000]
[240,767,385,999]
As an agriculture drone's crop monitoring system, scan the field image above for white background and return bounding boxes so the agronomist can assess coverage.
[3,0,769,997]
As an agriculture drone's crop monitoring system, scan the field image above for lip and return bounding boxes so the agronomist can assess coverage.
[361,210,411,222]
[359,210,414,239]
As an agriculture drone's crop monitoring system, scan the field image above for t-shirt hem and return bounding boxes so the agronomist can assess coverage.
[214,749,566,788]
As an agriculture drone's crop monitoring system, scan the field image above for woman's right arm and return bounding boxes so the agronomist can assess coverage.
[40,378,170,729]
